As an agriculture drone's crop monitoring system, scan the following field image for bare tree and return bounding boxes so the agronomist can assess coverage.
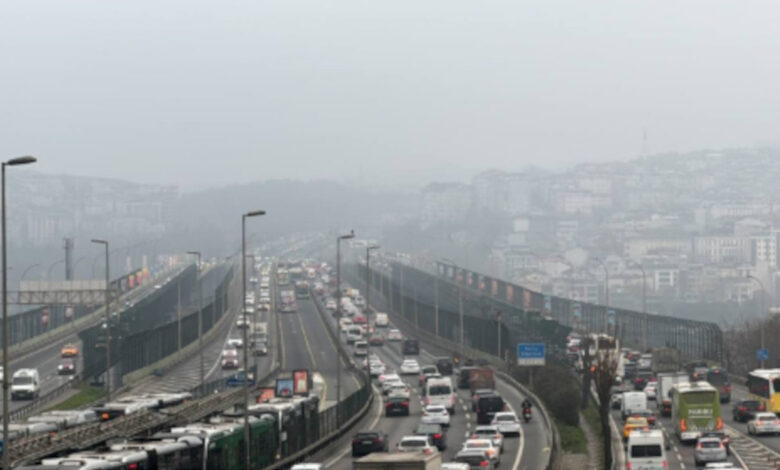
[593,344,619,470]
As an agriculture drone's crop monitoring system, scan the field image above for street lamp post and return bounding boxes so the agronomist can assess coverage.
[628,261,648,351]
[21,263,40,281]
[336,230,355,426]
[365,244,379,379]
[592,257,609,334]
[747,275,767,368]
[242,209,265,470]
[91,239,112,402]
[2,155,36,470]
[187,251,203,390]
[48,259,64,280]
[72,256,87,279]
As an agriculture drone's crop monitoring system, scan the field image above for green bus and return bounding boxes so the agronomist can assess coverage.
[165,415,278,469]
[671,381,722,443]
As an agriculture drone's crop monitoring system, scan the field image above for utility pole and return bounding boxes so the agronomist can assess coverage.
[64,237,74,281]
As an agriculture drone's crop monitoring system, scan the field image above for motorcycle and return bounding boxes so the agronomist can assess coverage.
[522,407,532,423]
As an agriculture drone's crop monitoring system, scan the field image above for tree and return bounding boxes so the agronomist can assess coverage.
[592,344,619,470]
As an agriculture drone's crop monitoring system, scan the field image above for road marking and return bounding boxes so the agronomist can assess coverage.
[325,384,383,468]
[296,310,318,368]
[676,453,683,461]
[512,420,525,470]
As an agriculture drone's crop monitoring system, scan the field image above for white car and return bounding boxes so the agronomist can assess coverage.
[227,338,244,349]
[644,383,657,401]
[396,435,437,455]
[382,378,404,395]
[388,383,411,399]
[471,425,504,452]
[378,372,399,385]
[370,362,387,377]
[748,412,780,435]
[491,412,521,435]
[461,439,500,466]
[325,299,337,310]
[339,318,353,333]
[387,329,403,341]
[421,405,450,426]
[400,359,421,375]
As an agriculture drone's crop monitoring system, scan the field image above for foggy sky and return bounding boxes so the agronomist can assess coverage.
[2,1,778,189]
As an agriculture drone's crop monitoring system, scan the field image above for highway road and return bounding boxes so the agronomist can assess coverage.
[721,383,780,469]
[126,266,272,395]
[303,292,550,470]
[0,266,183,416]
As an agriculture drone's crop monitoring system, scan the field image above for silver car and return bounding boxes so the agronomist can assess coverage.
[693,437,727,467]
[470,425,504,453]
[748,412,780,435]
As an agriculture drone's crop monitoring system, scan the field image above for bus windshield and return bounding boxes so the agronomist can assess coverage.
[682,391,717,405]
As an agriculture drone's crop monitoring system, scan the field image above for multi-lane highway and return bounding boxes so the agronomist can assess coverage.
[0,266,183,415]
[305,297,550,470]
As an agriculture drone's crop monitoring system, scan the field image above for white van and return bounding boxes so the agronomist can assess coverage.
[425,377,456,414]
[627,429,668,469]
[11,369,40,400]
[621,391,648,419]
[374,313,389,328]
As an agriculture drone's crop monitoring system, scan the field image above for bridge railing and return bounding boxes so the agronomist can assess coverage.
[431,261,723,362]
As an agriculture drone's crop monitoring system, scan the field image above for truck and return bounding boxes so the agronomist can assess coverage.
[353,451,441,470]
[468,368,495,393]
[656,372,689,417]
[652,348,681,374]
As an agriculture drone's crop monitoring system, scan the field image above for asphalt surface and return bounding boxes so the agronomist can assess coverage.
[0,268,179,415]
[721,383,780,469]
[307,318,547,470]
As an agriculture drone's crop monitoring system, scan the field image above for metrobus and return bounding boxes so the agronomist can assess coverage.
[747,369,780,414]
[671,381,722,442]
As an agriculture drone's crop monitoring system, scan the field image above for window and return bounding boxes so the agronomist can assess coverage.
[748,376,771,398]
[682,391,716,405]
[630,444,662,458]
[12,376,33,385]
[429,385,451,395]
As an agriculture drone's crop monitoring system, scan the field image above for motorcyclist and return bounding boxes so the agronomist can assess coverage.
[521,398,533,420]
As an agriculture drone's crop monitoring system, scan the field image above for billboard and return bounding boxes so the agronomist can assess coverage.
[276,377,294,398]
[293,370,310,396]
[257,387,275,403]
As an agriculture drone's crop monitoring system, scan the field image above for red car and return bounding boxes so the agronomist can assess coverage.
[353,315,367,325]
[369,335,384,346]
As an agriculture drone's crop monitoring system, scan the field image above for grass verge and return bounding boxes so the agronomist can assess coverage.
[50,386,105,411]
[582,401,605,466]
[556,418,587,453]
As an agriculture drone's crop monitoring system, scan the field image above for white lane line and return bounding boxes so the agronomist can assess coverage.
[676,453,683,461]
[325,385,383,468]
[513,422,525,470]
[679,464,685,469]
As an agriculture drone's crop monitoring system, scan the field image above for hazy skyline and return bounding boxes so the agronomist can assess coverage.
[2,1,778,189]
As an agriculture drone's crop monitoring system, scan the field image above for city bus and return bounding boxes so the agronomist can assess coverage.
[295,281,310,299]
[671,381,722,442]
[747,369,780,414]
[277,269,290,286]
[706,367,731,403]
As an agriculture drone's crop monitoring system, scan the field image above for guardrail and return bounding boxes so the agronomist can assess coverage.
[7,374,83,422]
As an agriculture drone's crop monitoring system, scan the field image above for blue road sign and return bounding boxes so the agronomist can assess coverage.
[757,348,769,362]
[517,343,546,366]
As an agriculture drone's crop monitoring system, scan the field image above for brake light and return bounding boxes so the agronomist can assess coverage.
[626,463,631,469]
[353,438,361,444]
[426,397,430,405]
[680,419,687,431]
[385,403,393,408]
[102,413,110,420]
[716,417,723,430]
[402,401,409,407]
[129,465,138,470]
[739,406,746,412]
[759,404,766,411]
[696,442,703,450]
[495,434,501,439]
[479,461,490,467]
[433,433,442,439]
[662,461,667,468]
